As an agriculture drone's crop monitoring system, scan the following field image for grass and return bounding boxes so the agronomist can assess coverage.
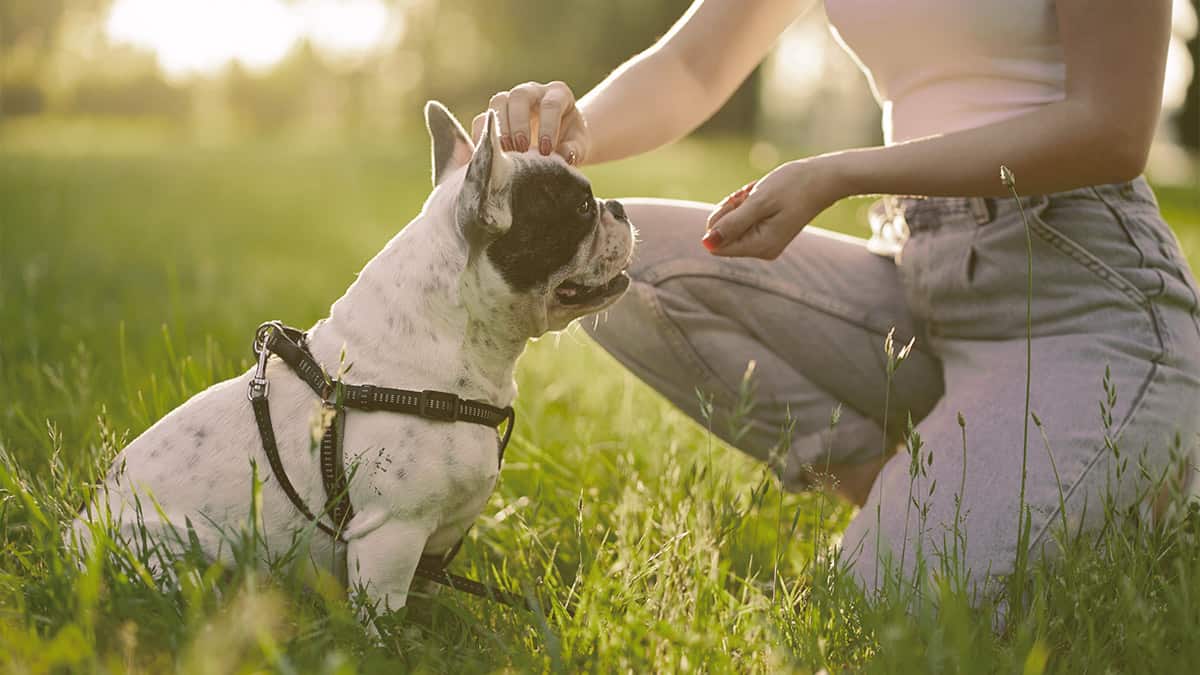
[2,119,1200,672]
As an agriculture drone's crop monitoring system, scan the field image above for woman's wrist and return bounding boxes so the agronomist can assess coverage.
[809,150,863,204]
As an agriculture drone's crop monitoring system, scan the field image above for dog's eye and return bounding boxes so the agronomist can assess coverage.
[578,198,593,215]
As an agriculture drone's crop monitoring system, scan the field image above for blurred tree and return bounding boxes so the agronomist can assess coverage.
[403,0,762,134]
[1182,0,1199,151]
[0,0,111,115]
[0,1,70,64]
[1,0,66,114]
[227,41,374,137]
[70,73,188,118]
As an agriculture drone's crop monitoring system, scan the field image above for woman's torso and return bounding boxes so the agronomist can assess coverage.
[824,0,1066,144]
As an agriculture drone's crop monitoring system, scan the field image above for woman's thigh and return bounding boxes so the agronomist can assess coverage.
[844,330,1200,595]
[586,198,944,485]
[842,179,1200,595]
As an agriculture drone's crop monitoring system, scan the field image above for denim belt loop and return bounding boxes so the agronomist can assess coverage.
[968,196,991,225]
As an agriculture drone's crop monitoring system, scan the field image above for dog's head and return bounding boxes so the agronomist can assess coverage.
[424,101,634,337]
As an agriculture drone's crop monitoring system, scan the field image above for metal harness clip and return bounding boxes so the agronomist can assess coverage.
[247,324,275,401]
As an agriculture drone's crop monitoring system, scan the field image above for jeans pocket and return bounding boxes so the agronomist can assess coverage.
[1026,196,1173,361]
[1028,202,1152,308]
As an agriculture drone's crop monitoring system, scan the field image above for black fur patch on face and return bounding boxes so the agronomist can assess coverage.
[486,163,597,292]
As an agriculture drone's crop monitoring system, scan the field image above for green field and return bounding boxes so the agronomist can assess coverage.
[2,121,1200,673]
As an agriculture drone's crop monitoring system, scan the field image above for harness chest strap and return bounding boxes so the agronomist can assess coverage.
[261,325,512,430]
[247,321,523,609]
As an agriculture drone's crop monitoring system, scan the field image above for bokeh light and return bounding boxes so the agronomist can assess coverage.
[105,0,393,80]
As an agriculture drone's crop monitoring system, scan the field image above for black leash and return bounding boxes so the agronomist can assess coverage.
[248,321,525,610]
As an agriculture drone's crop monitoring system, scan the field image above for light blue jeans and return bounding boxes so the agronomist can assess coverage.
[586,177,1200,593]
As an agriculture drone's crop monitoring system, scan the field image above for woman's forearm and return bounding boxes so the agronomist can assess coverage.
[700,0,1169,261]
[827,98,1154,200]
[829,0,1170,200]
[578,0,806,165]
[578,48,715,165]
[703,98,1157,260]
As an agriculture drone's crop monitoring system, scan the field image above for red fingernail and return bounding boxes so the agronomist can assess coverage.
[539,136,552,155]
[514,133,528,152]
[702,229,723,251]
[501,135,513,151]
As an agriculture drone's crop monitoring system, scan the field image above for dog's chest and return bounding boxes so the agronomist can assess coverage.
[349,414,501,520]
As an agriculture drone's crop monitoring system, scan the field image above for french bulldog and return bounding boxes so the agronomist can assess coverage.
[74,101,635,619]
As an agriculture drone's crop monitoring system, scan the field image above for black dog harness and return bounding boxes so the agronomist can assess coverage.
[247,321,524,609]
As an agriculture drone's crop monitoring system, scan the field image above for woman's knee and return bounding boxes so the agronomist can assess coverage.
[620,198,716,278]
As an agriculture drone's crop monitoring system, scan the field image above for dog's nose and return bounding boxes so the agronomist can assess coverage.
[605,200,628,221]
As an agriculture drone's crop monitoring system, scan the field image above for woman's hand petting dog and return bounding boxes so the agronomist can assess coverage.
[471,80,590,167]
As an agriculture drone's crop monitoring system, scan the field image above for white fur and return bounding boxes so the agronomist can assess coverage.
[75,125,635,622]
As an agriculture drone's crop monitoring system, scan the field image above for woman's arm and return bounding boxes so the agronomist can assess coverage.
[835,0,1172,198]
[708,0,1173,258]
[475,0,807,165]
[579,0,807,164]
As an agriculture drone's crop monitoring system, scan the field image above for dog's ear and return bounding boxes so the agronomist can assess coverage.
[425,101,473,186]
[457,109,514,238]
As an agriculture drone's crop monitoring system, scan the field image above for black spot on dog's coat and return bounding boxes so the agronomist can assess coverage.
[486,163,597,291]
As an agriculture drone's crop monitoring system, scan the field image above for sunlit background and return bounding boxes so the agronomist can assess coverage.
[1,0,1197,183]
[105,0,396,79]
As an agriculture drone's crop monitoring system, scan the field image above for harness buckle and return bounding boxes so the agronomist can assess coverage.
[247,327,274,401]
[247,377,270,401]
[419,390,460,422]
[253,320,283,356]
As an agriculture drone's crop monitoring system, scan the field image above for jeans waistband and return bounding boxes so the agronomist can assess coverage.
[887,176,1158,232]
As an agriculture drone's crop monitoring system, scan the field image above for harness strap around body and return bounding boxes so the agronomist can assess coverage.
[263,325,513,433]
[319,405,354,533]
[249,393,344,541]
[247,321,524,610]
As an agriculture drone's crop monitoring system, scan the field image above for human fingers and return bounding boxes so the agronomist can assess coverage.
[505,82,543,153]
[486,91,513,150]
[700,190,772,253]
[705,181,757,233]
[554,110,590,166]
[708,213,789,260]
[471,112,488,145]
[537,81,575,156]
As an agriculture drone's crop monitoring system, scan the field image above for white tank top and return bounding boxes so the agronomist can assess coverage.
[824,0,1066,144]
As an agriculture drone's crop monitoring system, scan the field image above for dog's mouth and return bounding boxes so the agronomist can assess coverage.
[553,272,631,306]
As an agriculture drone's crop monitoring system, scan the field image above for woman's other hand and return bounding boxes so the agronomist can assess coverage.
[702,156,848,260]
[472,81,590,165]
